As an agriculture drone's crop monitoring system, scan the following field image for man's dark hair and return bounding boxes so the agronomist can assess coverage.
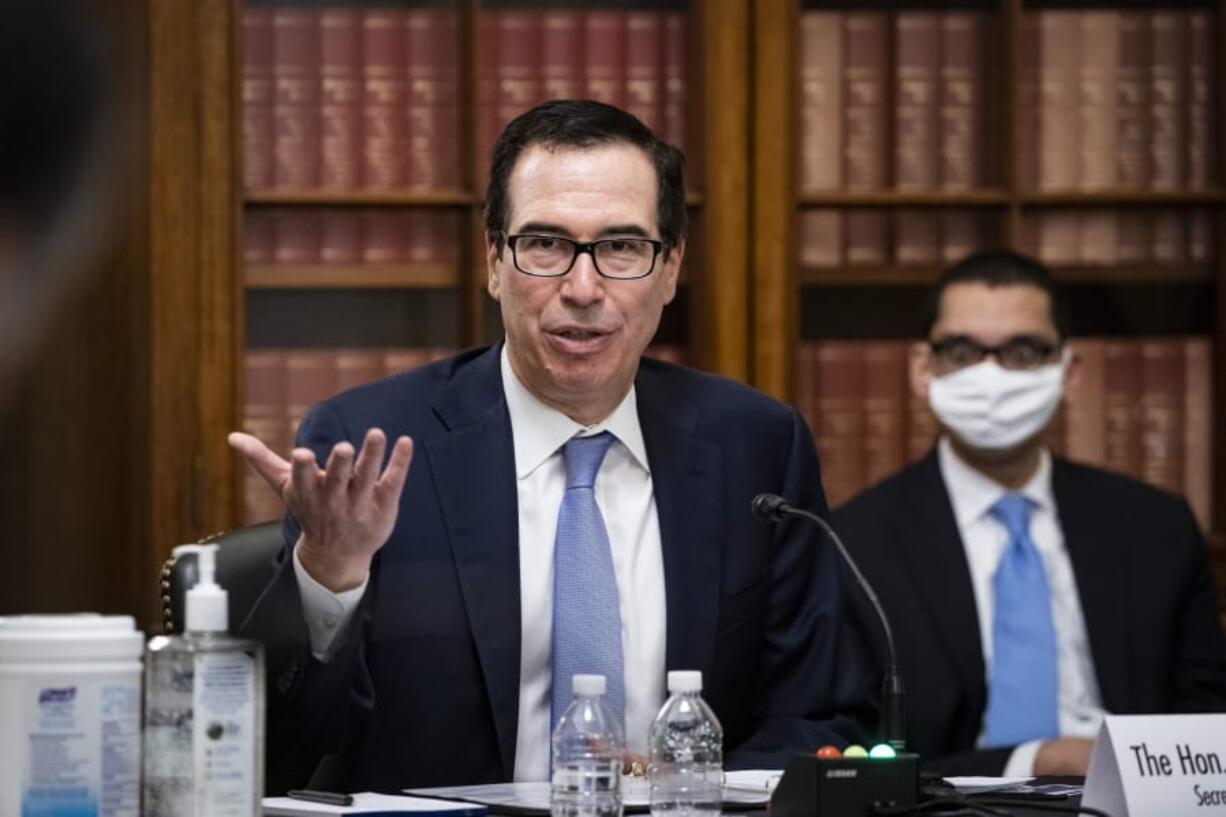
[484,99,687,257]
[923,250,1072,340]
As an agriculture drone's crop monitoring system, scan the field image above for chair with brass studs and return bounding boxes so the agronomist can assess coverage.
[159,521,284,635]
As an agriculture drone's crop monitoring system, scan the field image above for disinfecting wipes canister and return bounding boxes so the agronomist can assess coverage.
[0,614,143,817]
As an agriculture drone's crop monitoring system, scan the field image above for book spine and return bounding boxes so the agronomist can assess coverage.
[541,11,583,101]
[1116,209,1151,263]
[1079,209,1119,265]
[273,8,321,188]
[242,8,275,191]
[362,209,404,263]
[495,11,541,136]
[362,8,406,189]
[1184,337,1213,530]
[863,341,907,488]
[625,11,662,131]
[335,348,385,392]
[939,11,986,191]
[406,8,460,190]
[894,209,939,265]
[1103,340,1143,478]
[906,390,938,463]
[845,211,888,266]
[799,11,843,192]
[1078,12,1119,191]
[799,209,843,268]
[1038,11,1081,192]
[1151,207,1185,264]
[843,12,889,190]
[1148,11,1187,191]
[1115,12,1151,189]
[1016,13,1041,192]
[383,347,432,379]
[1186,11,1214,191]
[816,341,867,509]
[584,11,627,109]
[243,349,288,524]
[1139,339,1185,494]
[1188,210,1211,263]
[662,12,686,151]
[286,350,339,445]
[319,209,361,264]
[940,209,981,264]
[243,208,275,265]
[274,209,320,263]
[893,12,940,191]
[1063,337,1106,464]
[320,8,362,190]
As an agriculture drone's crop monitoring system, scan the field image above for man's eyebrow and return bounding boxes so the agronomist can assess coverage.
[930,332,1057,344]
[511,222,653,239]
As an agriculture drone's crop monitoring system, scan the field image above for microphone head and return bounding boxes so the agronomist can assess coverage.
[751,493,789,521]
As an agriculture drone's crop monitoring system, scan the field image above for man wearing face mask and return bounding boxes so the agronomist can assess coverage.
[833,249,1226,777]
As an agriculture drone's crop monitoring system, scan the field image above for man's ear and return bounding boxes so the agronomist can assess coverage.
[486,235,501,301]
[1062,340,1084,398]
[908,340,931,401]
[660,239,684,305]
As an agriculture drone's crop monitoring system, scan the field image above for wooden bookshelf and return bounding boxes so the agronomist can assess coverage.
[246,262,459,288]
[246,189,477,206]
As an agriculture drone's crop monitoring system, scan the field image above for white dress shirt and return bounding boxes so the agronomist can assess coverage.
[293,346,667,782]
[937,437,1107,776]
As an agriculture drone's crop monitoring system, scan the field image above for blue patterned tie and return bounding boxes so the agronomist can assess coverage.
[551,431,624,733]
[983,493,1060,747]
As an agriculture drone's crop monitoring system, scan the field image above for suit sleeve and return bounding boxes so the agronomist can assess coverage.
[725,410,877,768]
[238,400,381,794]
[1169,499,1226,711]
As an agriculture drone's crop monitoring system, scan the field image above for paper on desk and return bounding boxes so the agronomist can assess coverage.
[263,791,489,816]
[944,776,1035,794]
[407,775,772,815]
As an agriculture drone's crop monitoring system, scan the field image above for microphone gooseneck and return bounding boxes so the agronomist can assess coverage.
[751,492,906,752]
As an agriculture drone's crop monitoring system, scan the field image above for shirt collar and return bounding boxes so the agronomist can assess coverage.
[500,345,650,479]
[937,436,1055,527]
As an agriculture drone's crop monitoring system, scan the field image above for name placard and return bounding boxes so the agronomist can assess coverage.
[1082,714,1226,816]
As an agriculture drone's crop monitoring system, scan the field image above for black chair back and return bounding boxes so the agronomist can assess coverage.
[159,521,284,635]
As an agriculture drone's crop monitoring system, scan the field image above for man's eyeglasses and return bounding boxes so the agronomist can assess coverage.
[502,233,664,280]
[929,336,1061,371]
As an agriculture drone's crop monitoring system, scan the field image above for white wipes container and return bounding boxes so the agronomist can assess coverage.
[0,614,144,817]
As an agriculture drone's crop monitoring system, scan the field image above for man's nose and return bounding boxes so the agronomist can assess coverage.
[559,250,605,304]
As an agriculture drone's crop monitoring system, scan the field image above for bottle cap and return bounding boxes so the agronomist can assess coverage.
[572,674,606,697]
[667,670,703,692]
[172,543,228,633]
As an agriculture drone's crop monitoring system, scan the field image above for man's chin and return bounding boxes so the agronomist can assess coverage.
[944,427,1049,465]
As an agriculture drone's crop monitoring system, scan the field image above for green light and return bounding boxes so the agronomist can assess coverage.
[869,744,896,759]
[842,745,868,758]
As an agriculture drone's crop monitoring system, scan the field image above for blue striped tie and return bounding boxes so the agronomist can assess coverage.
[551,431,624,733]
[983,492,1060,747]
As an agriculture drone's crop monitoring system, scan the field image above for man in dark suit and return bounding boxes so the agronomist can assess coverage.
[232,100,872,794]
[834,250,1226,777]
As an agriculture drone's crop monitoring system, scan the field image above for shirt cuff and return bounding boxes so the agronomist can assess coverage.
[1002,740,1043,778]
[292,540,368,661]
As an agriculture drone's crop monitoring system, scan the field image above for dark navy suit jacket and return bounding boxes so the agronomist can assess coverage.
[241,345,874,793]
[834,450,1226,776]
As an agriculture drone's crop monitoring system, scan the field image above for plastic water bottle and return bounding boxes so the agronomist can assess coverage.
[551,674,624,817]
[648,671,723,817]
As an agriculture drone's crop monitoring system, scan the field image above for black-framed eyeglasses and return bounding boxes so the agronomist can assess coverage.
[502,233,664,280]
[929,336,1061,371]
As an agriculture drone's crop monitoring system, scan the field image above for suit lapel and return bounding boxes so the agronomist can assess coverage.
[902,453,988,708]
[636,365,723,679]
[425,347,521,778]
[1052,459,1130,710]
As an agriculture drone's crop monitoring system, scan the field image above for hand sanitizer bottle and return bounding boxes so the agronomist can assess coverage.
[143,544,266,817]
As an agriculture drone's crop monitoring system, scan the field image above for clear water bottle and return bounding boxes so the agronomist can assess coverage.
[551,674,624,817]
[648,671,723,817]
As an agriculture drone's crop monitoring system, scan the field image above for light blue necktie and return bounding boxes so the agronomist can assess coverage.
[983,492,1060,747]
[551,431,624,733]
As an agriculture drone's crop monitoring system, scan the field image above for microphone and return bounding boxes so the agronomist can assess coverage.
[751,493,905,752]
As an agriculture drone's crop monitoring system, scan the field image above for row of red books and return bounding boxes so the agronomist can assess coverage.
[476,8,688,185]
[1019,10,1216,193]
[799,9,1217,195]
[244,208,460,266]
[796,337,1213,532]
[800,209,993,268]
[242,6,688,194]
[799,10,991,194]
[241,342,689,522]
[1018,209,1215,267]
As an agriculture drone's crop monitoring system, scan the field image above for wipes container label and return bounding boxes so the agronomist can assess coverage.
[22,680,139,817]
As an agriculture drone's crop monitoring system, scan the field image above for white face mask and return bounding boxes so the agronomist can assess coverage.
[927,350,1069,451]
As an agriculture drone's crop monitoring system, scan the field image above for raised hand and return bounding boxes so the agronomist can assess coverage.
[228,427,414,592]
